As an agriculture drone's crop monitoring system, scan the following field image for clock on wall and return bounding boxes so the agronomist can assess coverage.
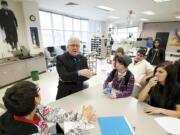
[29,15,36,22]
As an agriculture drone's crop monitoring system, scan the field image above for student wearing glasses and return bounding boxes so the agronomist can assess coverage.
[0,81,96,134]
[56,36,94,99]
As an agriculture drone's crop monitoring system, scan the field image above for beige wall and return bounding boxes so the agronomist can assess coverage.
[142,22,180,53]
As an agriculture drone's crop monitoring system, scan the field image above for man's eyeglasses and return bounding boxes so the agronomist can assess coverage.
[36,87,40,93]
[69,44,80,48]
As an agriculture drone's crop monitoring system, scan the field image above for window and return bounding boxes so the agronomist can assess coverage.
[39,10,89,48]
[41,30,53,47]
[54,30,64,45]
[64,16,72,31]
[64,31,73,43]
[52,14,63,30]
[73,19,80,31]
[39,11,52,29]
[81,20,88,31]
[112,27,138,42]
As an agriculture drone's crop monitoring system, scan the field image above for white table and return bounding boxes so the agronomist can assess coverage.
[48,84,168,135]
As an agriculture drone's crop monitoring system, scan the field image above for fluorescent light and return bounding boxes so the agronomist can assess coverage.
[143,11,155,15]
[153,0,171,3]
[175,16,180,19]
[108,16,119,19]
[96,5,114,12]
[140,18,149,21]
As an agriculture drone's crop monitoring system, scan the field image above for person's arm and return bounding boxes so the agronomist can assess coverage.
[38,105,96,134]
[115,75,135,98]
[103,69,116,89]
[78,57,94,82]
[56,56,80,82]
[160,49,165,63]
[144,105,180,118]
[146,49,152,62]
[138,76,158,101]
[140,61,154,86]
[10,10,18,27]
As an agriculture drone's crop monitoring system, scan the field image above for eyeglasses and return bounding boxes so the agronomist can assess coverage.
[36,87,40,93]
[69,44,80,48]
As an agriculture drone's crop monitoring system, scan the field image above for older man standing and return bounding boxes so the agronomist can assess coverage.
[56,36,94,99]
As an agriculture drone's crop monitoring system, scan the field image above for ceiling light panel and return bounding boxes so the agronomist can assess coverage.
[175,16,180,19]
[153,0,171,3]
[96,5,114,12]
[140,18,149,21]
[108,16,119,19]
[143,11,155,15]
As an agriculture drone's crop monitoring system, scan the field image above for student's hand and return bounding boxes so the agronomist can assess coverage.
[108,91,117,99]
[144,106,163,114]
[78,69,94,78]
[82,105,96,123]
[147,76,158,87]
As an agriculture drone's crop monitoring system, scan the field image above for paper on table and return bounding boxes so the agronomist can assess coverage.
[154,117,180,135]
[64,121,95,134]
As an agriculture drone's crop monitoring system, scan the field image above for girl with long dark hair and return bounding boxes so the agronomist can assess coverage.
[138,62,180,118]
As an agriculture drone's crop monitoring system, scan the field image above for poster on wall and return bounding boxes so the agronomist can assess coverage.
[30,27,40,48]
[168,29,180,46]
[0,0,18,50]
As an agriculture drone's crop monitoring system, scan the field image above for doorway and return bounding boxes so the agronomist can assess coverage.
[155,32,169,50]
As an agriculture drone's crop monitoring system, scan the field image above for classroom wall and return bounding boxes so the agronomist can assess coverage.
[0,0,43,59]
[142,22,180,53]
[0,0,28,58]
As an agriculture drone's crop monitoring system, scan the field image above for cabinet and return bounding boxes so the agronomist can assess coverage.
[0,56,46,88]
[91,37,107,58]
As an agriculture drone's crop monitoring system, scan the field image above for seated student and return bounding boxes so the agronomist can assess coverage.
[0,81,96,134]
[112,47,132,68]
[128,48,154,98]
[138,62,180,118]
[103,55,135,99]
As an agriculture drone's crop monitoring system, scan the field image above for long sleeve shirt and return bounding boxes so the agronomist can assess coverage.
[103,69,135,98]
[35,105,89,135]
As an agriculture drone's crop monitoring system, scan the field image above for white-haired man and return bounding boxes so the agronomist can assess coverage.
[56,36,94,99]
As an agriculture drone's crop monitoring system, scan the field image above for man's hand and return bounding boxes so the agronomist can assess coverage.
[78,69,94,78]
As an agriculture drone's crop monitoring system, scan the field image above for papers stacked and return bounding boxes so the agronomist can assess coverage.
[155,117,180,135]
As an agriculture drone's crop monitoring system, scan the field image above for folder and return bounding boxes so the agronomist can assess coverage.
[98,116,135,135]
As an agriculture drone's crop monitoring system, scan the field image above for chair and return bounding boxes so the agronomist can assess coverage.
[60,45,66,52]
[44,48,56,71]
[47,47,56,57]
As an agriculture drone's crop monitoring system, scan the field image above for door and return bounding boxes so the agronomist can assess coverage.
[155,32,169,50]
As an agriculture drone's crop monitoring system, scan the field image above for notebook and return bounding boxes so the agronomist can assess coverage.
[98,116,135,135]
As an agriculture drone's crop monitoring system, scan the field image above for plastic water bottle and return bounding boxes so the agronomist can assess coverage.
[104,87,112,94]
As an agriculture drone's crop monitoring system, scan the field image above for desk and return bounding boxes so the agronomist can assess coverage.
[48,84,167,135]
